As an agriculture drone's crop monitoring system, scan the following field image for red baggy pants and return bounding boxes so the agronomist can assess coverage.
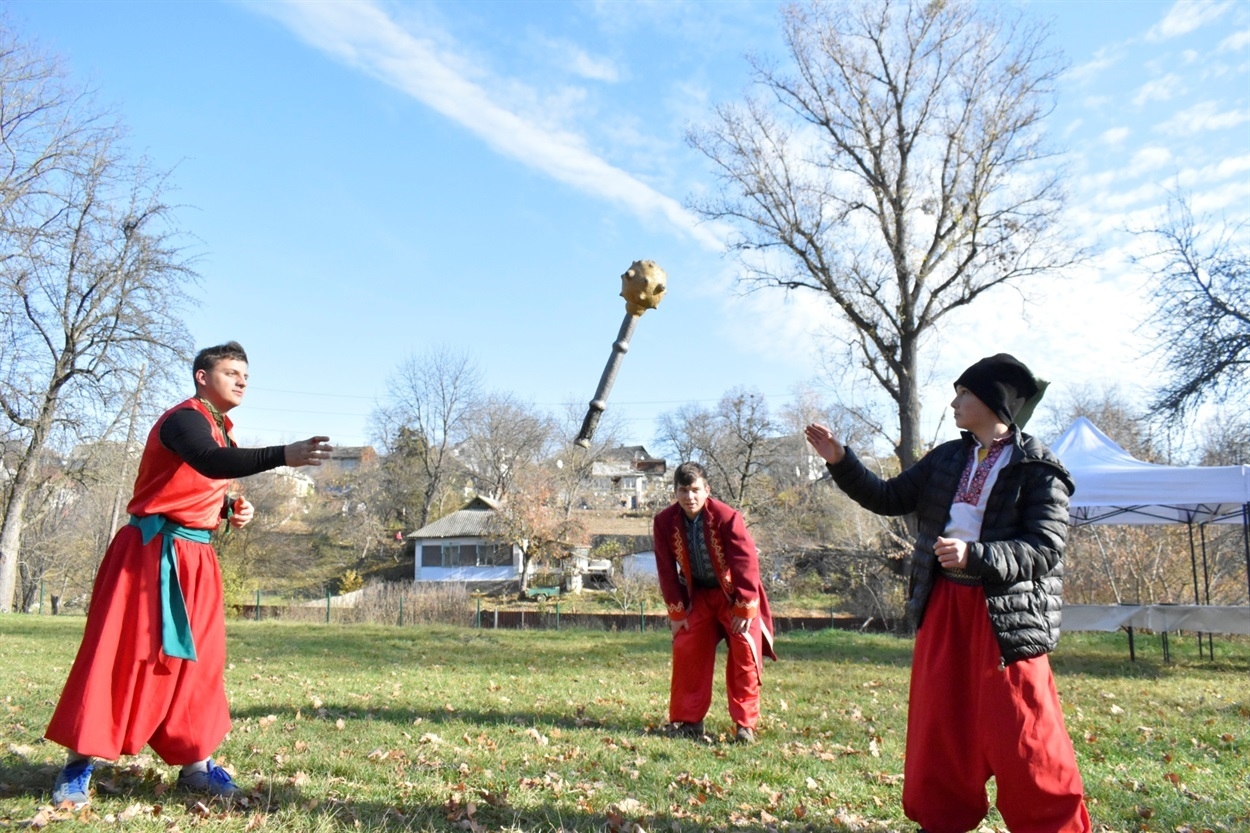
[904,578,1091,833]
[45,524,231,765]
[669,586,763,729]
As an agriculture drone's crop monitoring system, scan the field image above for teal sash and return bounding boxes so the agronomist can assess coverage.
[130,515,212,661]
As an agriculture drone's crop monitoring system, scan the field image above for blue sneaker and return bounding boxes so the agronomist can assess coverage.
[176,759,242,798]
[51,758,94,808]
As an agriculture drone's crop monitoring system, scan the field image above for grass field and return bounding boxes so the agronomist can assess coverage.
[1,617,1247,832]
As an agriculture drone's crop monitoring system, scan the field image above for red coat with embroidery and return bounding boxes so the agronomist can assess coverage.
[653,497,776,659]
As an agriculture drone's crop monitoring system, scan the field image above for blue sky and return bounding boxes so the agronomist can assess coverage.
[9,0,1248,452]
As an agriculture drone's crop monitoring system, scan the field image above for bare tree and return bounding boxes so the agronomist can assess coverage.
[460,393,555,501]
[1199,412,1250,467]
[0,32,195,611]
[687,0,1073,468]
[1035,384,1163,462]
[1139,196,1249,423]
[370,347,481,528]
[656,387,779,516]
[487,463,586,595]
[550,401,624,517]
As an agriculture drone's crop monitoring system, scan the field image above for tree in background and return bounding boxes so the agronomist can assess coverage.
[460,393,555,501]
[0,31,195,612]
[656,387,779,517]
[1040,389,1200,606]
[550,402,624,518]
[487,463,586,595]
[1139,196,1249,424]
[1199,413,1250,468]
[687,0,1073,469]
[656,384,911,619]
[10,439,142,613]
[370,347,481,528]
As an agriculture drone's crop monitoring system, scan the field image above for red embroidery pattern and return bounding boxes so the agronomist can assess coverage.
[705,522,731,587]
[671,526,690,581]
[953,438,1010,506]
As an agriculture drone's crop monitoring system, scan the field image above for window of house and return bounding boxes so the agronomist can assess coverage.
[477,543,512,566]
[421,545,442,567]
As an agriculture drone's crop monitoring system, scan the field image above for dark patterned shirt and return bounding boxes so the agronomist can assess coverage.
[684,513,720,588]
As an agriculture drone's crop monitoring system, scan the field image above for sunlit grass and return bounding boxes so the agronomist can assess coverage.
[1,617,1246,831]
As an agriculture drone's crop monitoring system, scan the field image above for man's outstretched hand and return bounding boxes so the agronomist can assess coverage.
[285,436,333,467]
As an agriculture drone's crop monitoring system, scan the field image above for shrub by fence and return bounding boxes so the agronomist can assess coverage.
[229,581,894,633]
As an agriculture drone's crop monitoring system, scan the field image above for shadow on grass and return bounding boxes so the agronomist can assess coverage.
[229,702,651,736]
[2,751,885,832]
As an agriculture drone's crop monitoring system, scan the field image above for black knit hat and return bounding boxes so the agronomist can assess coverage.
[954,354,1043,427]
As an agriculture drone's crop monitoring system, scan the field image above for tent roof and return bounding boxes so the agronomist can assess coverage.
[1051,416,1249,525]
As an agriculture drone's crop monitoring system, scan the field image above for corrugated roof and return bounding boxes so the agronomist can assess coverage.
[407,495,501,539]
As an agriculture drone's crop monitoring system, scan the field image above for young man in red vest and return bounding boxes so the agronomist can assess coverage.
[653,462,775,743]
[806,354,1090,833]
[46,342,332,807]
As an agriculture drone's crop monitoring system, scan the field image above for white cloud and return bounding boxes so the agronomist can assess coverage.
[1188,178,1250,215]
[1127,147,1174,176]
[533,35,620,82]
[1156,100,1250,135]
[1100,126,1131,145]
[247,0,723,251]
[1176,152,1250,186]
[1066,48,1121,85]
[1096,181,1167,211]
[570,50,619,83]
[1132,74,1184,107]
[1217,29,1250,51]
[1146,0,1233,42]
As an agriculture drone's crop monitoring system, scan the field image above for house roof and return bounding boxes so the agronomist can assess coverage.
[604,445,665,464]
[407,495,502,539]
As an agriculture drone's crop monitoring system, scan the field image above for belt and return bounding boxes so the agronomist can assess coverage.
[130,515,211,661]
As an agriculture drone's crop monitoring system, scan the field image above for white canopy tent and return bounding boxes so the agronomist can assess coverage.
[1052,416,1250,526]
[1050,417,1250,652]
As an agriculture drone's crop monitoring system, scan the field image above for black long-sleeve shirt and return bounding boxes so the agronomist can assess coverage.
[159,408,286,479]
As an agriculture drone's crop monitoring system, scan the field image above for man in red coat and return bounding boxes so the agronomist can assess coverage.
[46,342,332,807]
[653,462,775,742]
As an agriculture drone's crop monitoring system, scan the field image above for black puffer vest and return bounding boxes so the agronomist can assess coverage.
[828,431,1074,664]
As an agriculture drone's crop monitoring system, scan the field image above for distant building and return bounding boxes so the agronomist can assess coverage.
[407,495,521,583]
[587,445,668,510]
[322,446,377,473]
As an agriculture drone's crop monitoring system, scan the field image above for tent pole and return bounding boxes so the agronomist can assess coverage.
[1242,503,1249,604]
[1199,524,1213,660]
[1187,522,1204,659]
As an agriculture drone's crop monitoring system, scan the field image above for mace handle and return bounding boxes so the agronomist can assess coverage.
[575,312,641,447]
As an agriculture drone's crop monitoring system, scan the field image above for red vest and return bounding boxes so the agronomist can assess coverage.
[127,398,234,529]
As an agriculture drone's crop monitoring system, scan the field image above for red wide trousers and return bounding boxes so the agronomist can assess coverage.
[45,524,231,765]
[669,586,763,730]
[904,578,1091,833]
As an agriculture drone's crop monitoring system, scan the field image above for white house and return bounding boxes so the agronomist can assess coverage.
[407,495,522,583]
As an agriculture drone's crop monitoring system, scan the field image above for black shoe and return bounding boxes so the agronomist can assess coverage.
[734,725,755,744]
[662,720,705,739]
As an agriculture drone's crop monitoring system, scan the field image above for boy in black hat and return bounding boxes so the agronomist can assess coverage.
[805,354,1090,833]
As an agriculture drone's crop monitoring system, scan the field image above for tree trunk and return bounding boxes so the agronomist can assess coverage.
[0,485,32,613]
[895,339,923,470]
[0,399,58,612]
